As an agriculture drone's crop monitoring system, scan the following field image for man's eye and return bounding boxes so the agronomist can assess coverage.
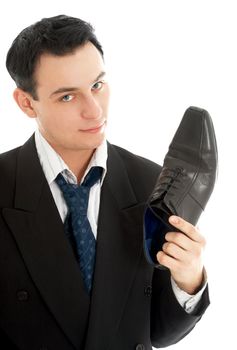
[92,81,104,91]
[61,94,74,102]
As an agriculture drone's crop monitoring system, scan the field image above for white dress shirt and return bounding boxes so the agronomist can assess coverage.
[35,128,107,237]
[34,128,206,314]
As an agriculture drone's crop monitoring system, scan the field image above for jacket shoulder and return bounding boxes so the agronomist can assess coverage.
[112,144,161,172]
[0,146,21,173]
[109,143,161,201]
[0,146,21,207]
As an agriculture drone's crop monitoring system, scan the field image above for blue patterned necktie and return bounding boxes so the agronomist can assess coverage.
[55,166,103,294]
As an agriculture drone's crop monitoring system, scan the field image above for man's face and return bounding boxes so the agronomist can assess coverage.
[30,42,110,152]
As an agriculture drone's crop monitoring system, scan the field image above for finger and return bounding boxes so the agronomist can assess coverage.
[169,215,206,244]
[165,231,194,251]
[156,250,181,271]
[164,232,204,264]
[158,244,202,271]
[162,241,186,260]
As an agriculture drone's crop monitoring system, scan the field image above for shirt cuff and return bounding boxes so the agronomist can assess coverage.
[170,269,207,314]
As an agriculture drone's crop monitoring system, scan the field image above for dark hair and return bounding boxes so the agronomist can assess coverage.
[6,15,104,99]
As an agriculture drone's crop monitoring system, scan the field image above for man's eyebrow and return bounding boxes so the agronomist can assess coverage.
[49,71,106,98]
[93,71,106,82]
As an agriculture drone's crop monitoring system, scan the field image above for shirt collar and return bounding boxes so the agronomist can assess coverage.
[34,128,108,186]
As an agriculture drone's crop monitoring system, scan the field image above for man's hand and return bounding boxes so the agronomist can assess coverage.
[156,215,206,295]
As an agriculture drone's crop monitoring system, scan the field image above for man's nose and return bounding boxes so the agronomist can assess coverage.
[80,95,102,120]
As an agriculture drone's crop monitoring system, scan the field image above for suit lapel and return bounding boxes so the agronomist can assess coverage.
[2,136,90,349]
[84,143,145,350]
[2,137,146,349]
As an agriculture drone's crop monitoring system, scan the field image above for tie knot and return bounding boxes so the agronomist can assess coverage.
[82,166,103,188]
[55,166,103,209]
[55,166,103,190]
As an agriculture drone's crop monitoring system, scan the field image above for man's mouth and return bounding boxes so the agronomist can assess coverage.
[80,121,106,133]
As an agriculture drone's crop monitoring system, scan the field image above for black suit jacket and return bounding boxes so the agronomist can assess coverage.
[0,135,210,350]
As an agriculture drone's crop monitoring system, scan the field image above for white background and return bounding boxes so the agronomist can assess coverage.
[0,0,236,349]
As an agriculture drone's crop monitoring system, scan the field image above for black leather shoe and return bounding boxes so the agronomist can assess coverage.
[144,106,218,268]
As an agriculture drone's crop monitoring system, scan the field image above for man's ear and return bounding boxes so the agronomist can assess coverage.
[13,88,37,118]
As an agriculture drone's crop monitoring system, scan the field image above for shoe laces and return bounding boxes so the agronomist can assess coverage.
[151,166,185,202]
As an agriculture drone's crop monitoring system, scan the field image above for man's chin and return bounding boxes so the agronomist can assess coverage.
[78,133,106,151]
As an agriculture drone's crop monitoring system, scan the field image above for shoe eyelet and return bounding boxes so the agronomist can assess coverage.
[175,167,184,174]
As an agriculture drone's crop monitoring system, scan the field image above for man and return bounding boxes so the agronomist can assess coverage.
[0,15,209,349]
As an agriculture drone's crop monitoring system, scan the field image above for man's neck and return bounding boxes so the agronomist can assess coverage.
[51,146,95,183]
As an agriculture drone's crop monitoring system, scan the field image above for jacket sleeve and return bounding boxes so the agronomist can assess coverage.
[150,268,210,348]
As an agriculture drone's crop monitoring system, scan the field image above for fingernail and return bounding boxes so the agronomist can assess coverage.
[170,216,179,225]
